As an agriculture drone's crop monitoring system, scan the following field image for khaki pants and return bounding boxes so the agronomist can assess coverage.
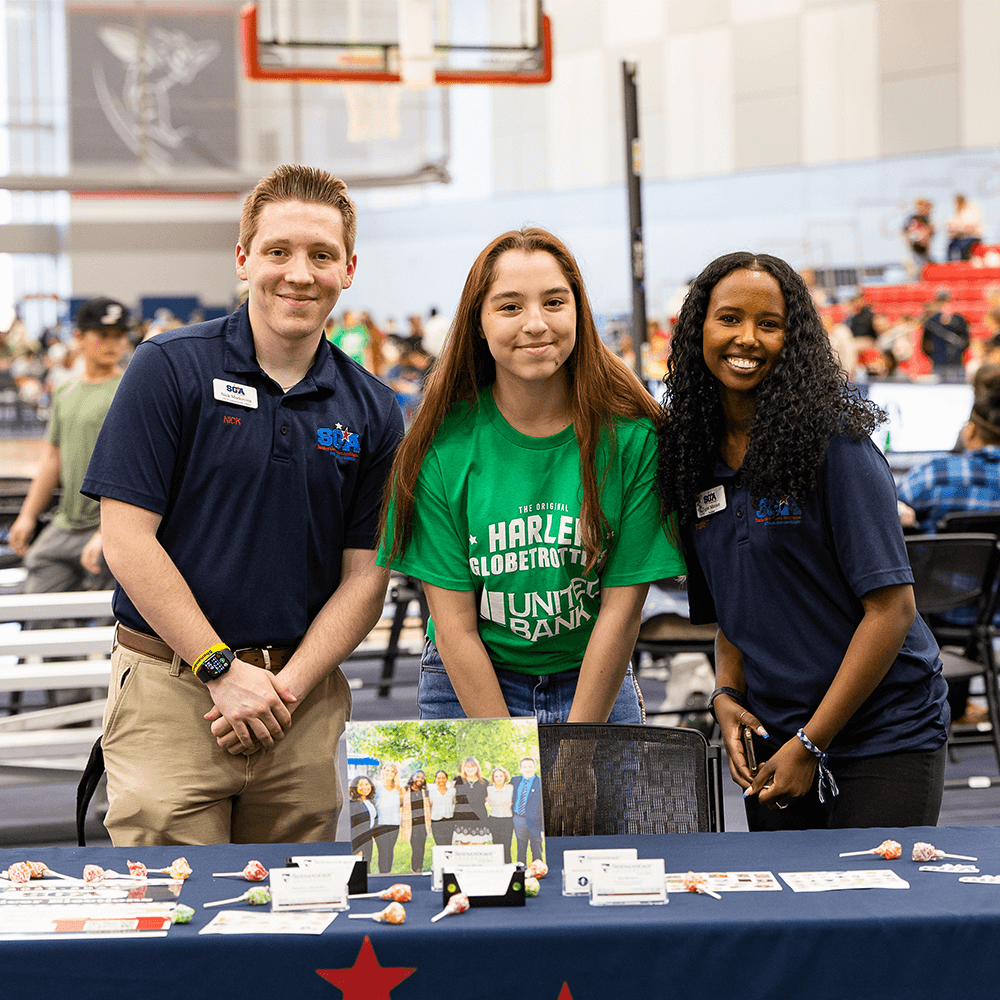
[101,639,351,846]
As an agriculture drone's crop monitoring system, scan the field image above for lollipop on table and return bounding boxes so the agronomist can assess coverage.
[524,876,540,897]
[83,864,106,884]
[26,861,74,880]
[126,861,148,878]
[347,901,406,924]
[525,859,548,879]
[683,871,722,900]
[172,904,195,924]
[6,862,32,884]
[839,840,901,860]
[431,893,470,923]
[151,857,192,880]
[350,883,412,903]
[203,886,271,908]
[911,842,978,862]
[211,860,268,882]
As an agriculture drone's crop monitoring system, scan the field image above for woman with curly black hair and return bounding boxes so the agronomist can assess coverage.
[657,251,949,831]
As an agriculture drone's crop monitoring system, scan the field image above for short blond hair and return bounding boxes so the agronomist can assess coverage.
[240,164,357,260]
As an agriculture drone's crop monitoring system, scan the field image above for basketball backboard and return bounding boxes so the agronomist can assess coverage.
[241,0,552,86]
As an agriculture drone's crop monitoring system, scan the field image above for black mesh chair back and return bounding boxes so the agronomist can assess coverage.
[537,723,724,836]
[906,533,1000,618]
[905,533,1000,779]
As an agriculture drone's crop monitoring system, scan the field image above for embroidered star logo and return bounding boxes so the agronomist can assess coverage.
[469,535,477,546]
[335,423,343,430]
[316,936,416,999]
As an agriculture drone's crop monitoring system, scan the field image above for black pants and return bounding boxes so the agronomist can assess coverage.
[489,817,514,863]
[744,737,947,832]
[410,822,428,872]
[372,825,399,873]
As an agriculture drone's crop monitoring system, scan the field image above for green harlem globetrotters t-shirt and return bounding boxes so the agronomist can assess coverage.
[381,391,685,675]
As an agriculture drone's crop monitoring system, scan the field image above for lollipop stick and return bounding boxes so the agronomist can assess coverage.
[941,853,978,861]
[203,893,248,908]
[348,891,384,899]
[838,850,876,857]
[348,912,382,920]
[702,888,723,901]
[430,910,449,923]
[212,872,248,878]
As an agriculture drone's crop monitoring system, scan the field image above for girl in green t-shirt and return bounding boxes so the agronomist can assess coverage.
[379,228,684,724]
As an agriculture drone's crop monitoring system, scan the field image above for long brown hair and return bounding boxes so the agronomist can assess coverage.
[381,227,658,571]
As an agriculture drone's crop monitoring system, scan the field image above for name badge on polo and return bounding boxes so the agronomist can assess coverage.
[695,485,726,519]
[213,379,258,409]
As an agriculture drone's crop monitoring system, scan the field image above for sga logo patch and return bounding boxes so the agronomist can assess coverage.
[317,423,360,460]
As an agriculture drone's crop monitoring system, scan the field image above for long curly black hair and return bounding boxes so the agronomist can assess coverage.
[657,252,884,529]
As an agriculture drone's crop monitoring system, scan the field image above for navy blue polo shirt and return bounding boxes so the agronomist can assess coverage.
[684,433,949,758]
[82,304,403,649]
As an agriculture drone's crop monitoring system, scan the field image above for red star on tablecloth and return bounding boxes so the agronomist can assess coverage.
[316,936,416,999]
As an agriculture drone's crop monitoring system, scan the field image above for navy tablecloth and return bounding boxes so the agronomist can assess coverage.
[4,826,1000,1000]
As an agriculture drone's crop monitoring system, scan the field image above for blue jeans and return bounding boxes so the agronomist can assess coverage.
[417,639,644,724]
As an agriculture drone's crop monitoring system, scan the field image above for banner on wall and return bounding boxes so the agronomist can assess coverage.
[68,7,237,171]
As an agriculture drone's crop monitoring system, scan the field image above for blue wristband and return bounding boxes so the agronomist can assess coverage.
[796,729,839,804]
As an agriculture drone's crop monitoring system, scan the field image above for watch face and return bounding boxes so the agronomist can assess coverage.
[196,649,234,682]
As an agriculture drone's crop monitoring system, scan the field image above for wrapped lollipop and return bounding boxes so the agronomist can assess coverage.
[347,901,406,924]
[203,886,271,909]
[350,883,412,903]
[83,864,106,884]
[0,861,75,882]
[431,892,470,923]
[172,904,195,924]
[911,842,977,862]
[127,860,147,878]
[151,857,192,881]
[524,876,540,897]
[839,839,901,860]
[525,859,548,879]
[683,871,723,900]
[212,860,268,882]
[6,862,32,884]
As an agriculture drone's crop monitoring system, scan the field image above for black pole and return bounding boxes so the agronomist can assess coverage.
[622,61,646,378]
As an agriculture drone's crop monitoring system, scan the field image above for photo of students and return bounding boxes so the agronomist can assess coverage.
[372,762,405,874]
[348,775,377,867]
[429,769,457,847]
[486,766,514,863]
[403,770,432,873]
[452,756,491,844]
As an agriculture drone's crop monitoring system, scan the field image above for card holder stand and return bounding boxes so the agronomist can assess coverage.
[443,866,526,908]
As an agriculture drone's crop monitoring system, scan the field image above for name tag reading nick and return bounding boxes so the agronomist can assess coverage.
[213,379,259,409]
[695,485,726,519]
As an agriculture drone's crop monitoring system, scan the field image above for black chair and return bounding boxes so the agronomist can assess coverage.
[938,511,1000,536]
[376,574,428,698]
[537,722,724,836]
[905,533,1000,779]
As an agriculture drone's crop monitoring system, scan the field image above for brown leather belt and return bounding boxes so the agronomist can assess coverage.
[115,623,296,672]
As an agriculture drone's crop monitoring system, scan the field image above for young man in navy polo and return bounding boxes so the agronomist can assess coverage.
[83,165,403,846]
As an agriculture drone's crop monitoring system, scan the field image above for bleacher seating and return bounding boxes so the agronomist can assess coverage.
[860,259,1000,353]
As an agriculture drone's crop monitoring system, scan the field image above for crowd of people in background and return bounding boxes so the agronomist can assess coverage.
[348,755,543,874]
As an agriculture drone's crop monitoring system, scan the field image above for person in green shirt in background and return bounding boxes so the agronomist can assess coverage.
[9,297,130,594]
